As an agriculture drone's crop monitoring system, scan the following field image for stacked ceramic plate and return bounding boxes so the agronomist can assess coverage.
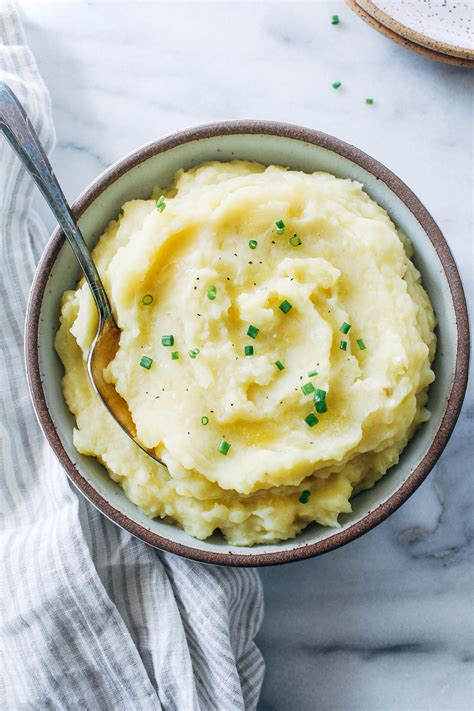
[346,0,474,66]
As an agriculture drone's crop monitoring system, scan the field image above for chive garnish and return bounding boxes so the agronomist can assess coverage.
[332,81,341,89]
[315,400,328,414]
[331,15,339,25]
[275,360,285,371]
[189,348,200,359]
[155,196,166,212]
[308,369,318,378]
[207,285,217,300]
[201,416,209,426]
[139,356,153,370]
[357,338,366,350]
[301,382,315,396]
[340,340,348,351]
[247,325,259,339]
[141,294,154,306]
[249,239,258,249]
[279,299,292,314]
[314,389,326,403]
[340,322,351,334]
[171,351,179,360]
[299,490,311,504]
[304,413,319,427]
[289,235,302,247]
[162,335,174,347]
[275,219,285,235]
[365,98,374,105]
[218,439,231,456]
[244,345,254,356]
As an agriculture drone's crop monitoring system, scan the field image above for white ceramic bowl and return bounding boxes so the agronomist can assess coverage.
[26,121,469,566]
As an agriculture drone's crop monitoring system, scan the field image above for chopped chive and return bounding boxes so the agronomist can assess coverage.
[314,388,327,403]
[304,412,319,428]
[141,294,154,306]
[244,345,254,356]
[207,285,217,300]
[275,360,285,371]
[139,356,153,370]
[299,489,311,504]
[340,322,351,334]
[201,416,209,426]
[357,338,366,350]
[155,195,166,212]
[308,369,318,378]
[331,14,339,25]
[249,239,258,249]
[279,299,293,314]
[171,351,179,360]
[365,98,374,105]
[275,219,285,235]
[289,235,302,247]
[162,335,174,347]
[247,325,259,339]
[332,81,341,89]
[301,382,315,396]
[189,348,200,359]
[218,439,231,456]
[340,340,348,351]
[315,400,328,414]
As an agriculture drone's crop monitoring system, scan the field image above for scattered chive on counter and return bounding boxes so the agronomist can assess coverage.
[279,299,292,314]
[340,340,348,351]
[139,356,153,370]
[141,294,153,306]
[304,413,319,427]
[155,196,166,212]
[357,338,366,350]
[332,81,341,89]
[249,239,258,249]
[171,351,179,360]
[275,360,285,371]
[299,490,311,504]
[207,285,217,300]
[340,321,351,334]
[301,382,315,396]
[331,14,339,24]
[218,439,231,456]
[308,369,318,378]
[189,348,200,359]
[275,219,285,235]
[247,325,259,339]
[201,416,209,426]
[161,335,174,347]
[365,98,374,105]
[244,345,254,356]
[289,235,302,247]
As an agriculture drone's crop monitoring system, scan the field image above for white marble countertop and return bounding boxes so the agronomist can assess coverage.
[18,2,473,709]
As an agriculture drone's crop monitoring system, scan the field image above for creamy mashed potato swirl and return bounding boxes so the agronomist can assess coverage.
[55,162,436,545]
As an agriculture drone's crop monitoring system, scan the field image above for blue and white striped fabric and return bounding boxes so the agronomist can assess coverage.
[0,3,264,708]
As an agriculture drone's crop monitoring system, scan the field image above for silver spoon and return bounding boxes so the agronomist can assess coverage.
[0,82,162,464]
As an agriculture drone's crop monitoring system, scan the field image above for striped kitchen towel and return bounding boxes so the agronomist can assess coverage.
[0,2,264,708]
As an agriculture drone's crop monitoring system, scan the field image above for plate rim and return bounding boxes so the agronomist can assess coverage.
[357,0,474,60]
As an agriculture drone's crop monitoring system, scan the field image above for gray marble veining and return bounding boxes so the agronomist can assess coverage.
[17,2,473,709]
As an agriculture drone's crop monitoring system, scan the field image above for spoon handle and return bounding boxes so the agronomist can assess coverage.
[0,82,111,319]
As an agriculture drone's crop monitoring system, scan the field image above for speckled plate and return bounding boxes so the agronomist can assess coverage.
[347,0,474,66]
[25,121,470,567]
[357,0,474,61]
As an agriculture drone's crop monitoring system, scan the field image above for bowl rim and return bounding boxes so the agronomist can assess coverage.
[25,120,470,567]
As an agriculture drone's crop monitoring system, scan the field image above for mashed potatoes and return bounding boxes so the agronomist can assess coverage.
[55,161,436,545]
